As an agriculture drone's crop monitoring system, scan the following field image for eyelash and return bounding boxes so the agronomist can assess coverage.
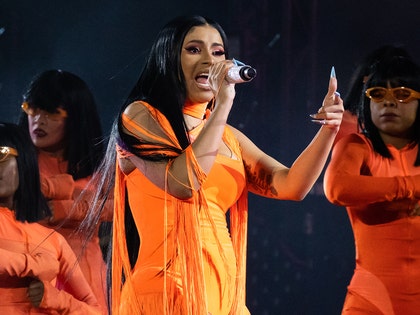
[185,47,225,56]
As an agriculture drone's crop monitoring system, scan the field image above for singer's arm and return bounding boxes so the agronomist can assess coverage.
[232,75,343,200]
[123,60,236,199]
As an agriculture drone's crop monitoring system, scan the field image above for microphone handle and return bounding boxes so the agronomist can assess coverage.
[226,66,257,83]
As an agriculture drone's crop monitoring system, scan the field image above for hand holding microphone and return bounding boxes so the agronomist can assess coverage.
[226,59,257,84]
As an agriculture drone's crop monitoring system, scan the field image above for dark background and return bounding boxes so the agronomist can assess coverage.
[1,1,420,314]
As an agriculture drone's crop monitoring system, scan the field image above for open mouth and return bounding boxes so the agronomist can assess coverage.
[195,73,209,87]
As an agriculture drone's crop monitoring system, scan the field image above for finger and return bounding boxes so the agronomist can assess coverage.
[27,281,44,307]
[27,281,44,297]
[311,118,342,127]
[324,104,344,114]
[327,66,338,97]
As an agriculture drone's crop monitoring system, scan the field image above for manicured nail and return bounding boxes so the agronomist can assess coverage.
[232,58,245,66]
[334,91,340,97]
[309,114,317,118]
[330,66,336,78]
[311,119,325,125]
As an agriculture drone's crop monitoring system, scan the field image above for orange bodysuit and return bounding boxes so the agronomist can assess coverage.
[38,152,112,314]
[324,133,420,315]
[112,101,250,315]
[0,206,101,314]
[333,110,359,146]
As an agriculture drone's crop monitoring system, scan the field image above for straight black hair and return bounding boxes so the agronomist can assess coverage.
[360,54,420,165]
[19,70,104,179]
[0,122,51,222]
[118,15,229,158]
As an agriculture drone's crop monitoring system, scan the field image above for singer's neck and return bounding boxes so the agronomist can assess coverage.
[183,102,208,119]
[183,102,209,132]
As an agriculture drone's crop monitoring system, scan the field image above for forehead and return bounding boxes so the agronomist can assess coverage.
[183,25,223,45]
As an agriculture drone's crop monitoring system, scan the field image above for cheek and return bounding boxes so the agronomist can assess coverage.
[406,107,418,125]
[181,63,193,83]
[0,162,19,195]
[27,117,35,129]
[51,122,66,141]
[370,105,380,121]
[10,168,19,192]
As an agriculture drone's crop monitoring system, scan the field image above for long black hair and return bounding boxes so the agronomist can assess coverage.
[0,122,51,222]
[360,53,420,165]
[118,15,229,157]
[80,17,230,308]
[18,69,104,179]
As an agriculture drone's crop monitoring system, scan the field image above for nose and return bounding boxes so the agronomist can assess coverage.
[383,96,397,107]
[32,112,48,124]
[201,49,215,65]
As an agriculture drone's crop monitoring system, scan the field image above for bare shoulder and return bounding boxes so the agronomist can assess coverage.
[227,124,258,150]
[227,124,250,143]
[124,101,149,119]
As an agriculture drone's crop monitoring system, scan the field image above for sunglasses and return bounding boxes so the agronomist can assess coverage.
[0,146,18,162]
[365,86,420,103]
[21,102,68,121]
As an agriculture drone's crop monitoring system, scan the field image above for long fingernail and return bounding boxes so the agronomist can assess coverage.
[232,58,245,66]
[334,91,340,97]
[311,119,325,125]
[311,119,326,125]
[309,114,317,118]
[330,66,336,78]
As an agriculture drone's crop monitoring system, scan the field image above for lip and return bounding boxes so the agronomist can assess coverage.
[195,72,211,90]
[380,110,399,116]
[32,128,47,137]
[379,112,401,122]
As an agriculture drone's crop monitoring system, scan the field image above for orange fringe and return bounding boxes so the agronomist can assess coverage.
[112,101,248,314]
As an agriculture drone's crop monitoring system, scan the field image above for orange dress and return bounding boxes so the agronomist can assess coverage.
[324,133,420,315]
[38,152,112,314]
[0,206,101,314]
[112,101,250,315]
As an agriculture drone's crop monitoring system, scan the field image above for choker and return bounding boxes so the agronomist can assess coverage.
[183,102,209,119]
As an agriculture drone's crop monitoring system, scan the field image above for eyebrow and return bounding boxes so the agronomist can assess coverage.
[184,39,224,48]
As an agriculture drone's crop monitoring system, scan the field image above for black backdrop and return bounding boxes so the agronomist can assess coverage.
[1,1,420,313]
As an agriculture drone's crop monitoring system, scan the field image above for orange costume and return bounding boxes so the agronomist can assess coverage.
[333,110,359,146]
[0,206,101,314]
[324,133,420,315]
[112,101,250,315]
[38,152,112,314]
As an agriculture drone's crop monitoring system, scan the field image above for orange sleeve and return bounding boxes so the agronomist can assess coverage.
[38,235,102,314]
[41,174,75,200]
[324,134,419,206]
[49,198,113,224]
[49,175,113,224]
[49,199,86,222]
[0,248,59,281]
[333,110,359,146]
[39,280,101,315]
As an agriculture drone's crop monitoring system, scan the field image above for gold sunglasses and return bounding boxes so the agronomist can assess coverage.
[0,146,18,162]
[365,86,420,103]
[21,102,68,121]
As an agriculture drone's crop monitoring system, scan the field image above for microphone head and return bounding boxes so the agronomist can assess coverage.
[240,66,257,81]
[226,64,257,83]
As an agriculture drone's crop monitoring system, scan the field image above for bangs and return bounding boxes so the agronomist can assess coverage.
[24,71,67,112]
[367,56,420,91]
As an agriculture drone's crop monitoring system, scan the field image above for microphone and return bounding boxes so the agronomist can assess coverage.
[226,63,257,84]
